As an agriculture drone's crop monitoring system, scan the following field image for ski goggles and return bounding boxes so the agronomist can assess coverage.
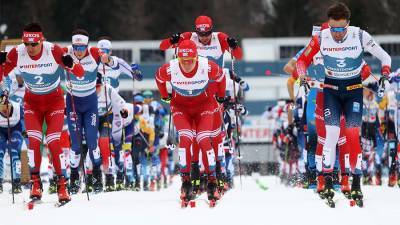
[100,48,111,54]
[23,42,40,47]
[329,23,349,33]
[72,44,88,52]
[178,57,197,63]
[196,30,212,37]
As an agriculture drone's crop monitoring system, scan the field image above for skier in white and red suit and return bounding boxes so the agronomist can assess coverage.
[0,22,84,204]
[155,40,226,202]
[160,15,243,194]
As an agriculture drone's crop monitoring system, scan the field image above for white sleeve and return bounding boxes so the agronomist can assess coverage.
[362,30,391,67]
[109,85,126,112]
[116,57,134,79]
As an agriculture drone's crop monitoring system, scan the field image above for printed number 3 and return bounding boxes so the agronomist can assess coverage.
[336,59,346,68]
[34,76,44,85]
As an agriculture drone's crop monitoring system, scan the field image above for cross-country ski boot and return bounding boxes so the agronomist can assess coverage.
[180,174,194,208]
[105,174,115,192]
[30,173,43,200]
[0,179,3,193]
[69,169,80,194]
[190,162,200,196]
[57,176,71,205]
[12,179,22,194]
[92,167,103,193]
[351,174,363,207]
[323,174,335,208]
[207,176,220,207]
[316,175,325,199]
[83,174,93,193]
[48,176,58,194]
[115,172,124,191]
[340,173,351,199]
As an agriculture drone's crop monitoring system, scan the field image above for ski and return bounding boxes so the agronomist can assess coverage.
[26,199,70,210]
[255,178,269,191]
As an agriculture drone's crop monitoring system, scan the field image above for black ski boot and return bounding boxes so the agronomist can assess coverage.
[0,178,3,193]
[332,171,340,191]
[48,175,57,194]
[69,168,80,194]
[308,170,317,189]
[207,176,220,207]
[199,173,207,193]
[216,161,225,194]
[134,178,141,191]
[143,180,149,191]
[105,174,115,192]
[115,172,124,191]
[83,174,93,193]
[12,178,22,194]
[180,174,193,207]
[351,174,364,207]
[190,162,200,196]
[323,174,335,208]
[93,167,103,193]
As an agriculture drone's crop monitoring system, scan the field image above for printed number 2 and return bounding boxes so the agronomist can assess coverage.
[336,59,346,68]
[34,76,44,85]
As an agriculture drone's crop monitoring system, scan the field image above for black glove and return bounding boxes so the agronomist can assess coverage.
[227,37,238,49]
[216,96,227,103]
[0,51,7,64]
[170,33,181,45]
[120,109,128,118]
[161,95,172,104]
[62,55,74,68]
[229,69,241,83]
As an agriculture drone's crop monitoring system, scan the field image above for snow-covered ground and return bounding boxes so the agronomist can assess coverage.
[1,175,399,225]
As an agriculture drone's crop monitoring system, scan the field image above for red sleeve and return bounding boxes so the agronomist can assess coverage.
[296,35,320,76]
[208,61,225,98]
[0,47,18,81]
[90,47,102,64]
[52,44,84,77]
[218,32,243,60]
[159,32,192,51]
[155,63,171,98]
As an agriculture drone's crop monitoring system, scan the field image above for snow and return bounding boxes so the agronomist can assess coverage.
[1,176,399,225]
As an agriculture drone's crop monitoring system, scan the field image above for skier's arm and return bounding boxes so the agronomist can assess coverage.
[91,47,117,68]
[361,30,391,73]
[209,61,226,98]
[0,48,18,81]
[155,64,171,98]
[53,44,84,77]
[159,32,192,51]
[109,85,127,111]
[115,57,141,80]
[218,32,243,60]
[296,35,320,77]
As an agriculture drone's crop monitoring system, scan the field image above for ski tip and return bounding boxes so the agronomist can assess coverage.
[350,200,356,207]
[27,202,34,210]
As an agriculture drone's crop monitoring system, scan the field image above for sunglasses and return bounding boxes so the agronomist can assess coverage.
[178,57,197,62]
[24,42,40,47]
[101,48,111,54]
[72,45,88,51]
[329,23,349,33]
[196,31,212,37]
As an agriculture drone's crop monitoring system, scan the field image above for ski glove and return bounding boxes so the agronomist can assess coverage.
[0,51,7,64]
[120,109,128,118]
[381,65,391,79]
[161,96,171,104]
[227,37,238,49]
[62,55,74,68]
[170,33,181,45]
[131,63,143,81]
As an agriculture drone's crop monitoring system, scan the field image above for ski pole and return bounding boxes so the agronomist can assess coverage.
[230,50,243,190]
[65,71,90,201]
[102,64,114,170]
[166,48,177,149]
[4,87,15,203]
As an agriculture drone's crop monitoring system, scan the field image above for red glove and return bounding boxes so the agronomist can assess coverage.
[381,65,391,78]
[361,64,372,81]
